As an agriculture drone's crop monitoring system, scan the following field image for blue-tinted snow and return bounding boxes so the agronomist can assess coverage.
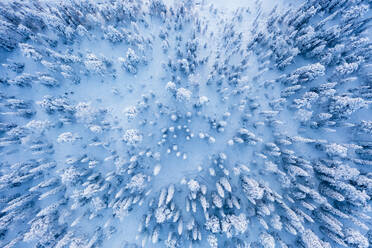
[0,0,371,248]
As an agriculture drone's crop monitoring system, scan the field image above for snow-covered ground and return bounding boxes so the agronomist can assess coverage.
[0,0,371,247]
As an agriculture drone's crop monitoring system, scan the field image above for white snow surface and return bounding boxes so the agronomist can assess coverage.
[0,0,371,248]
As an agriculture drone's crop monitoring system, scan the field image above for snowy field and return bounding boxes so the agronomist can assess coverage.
[0,0,371,247]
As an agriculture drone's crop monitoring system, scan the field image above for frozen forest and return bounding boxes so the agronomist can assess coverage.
[0,0,372,247]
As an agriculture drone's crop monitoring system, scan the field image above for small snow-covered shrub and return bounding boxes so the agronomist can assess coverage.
[123,129,143,145]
